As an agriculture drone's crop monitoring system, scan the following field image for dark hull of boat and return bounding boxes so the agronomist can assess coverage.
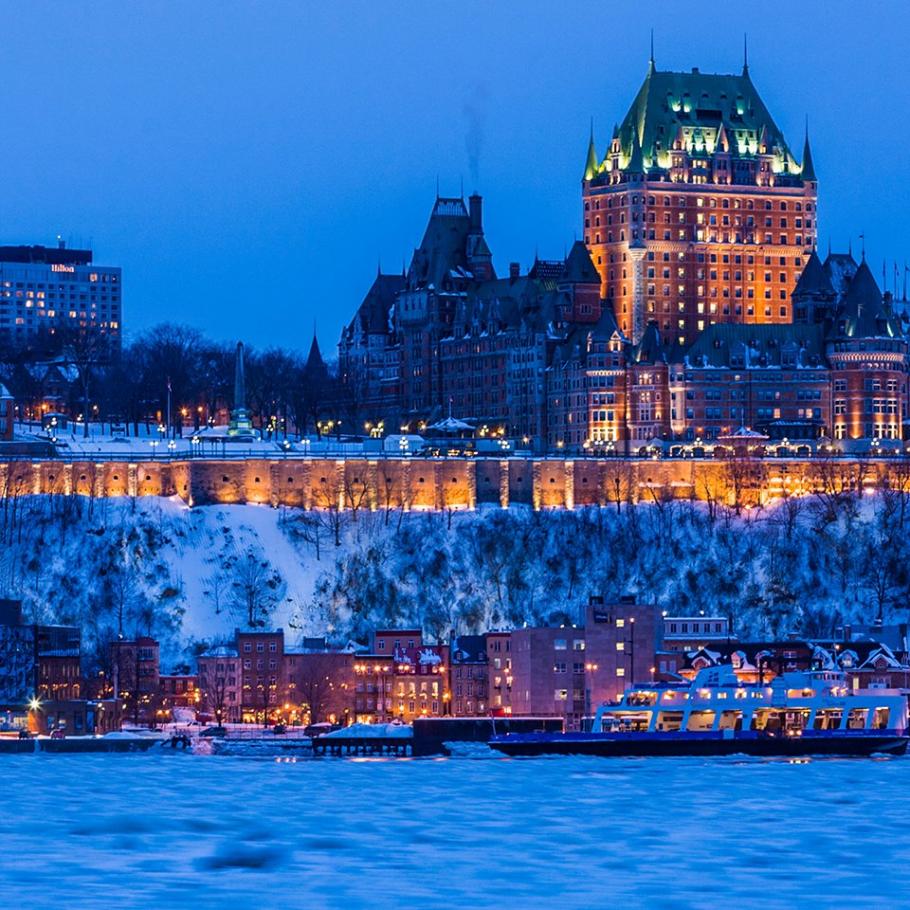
[488,731,909,758]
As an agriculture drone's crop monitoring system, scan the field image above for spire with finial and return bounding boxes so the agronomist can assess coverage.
[801,116,817,182]
[742,33,749,75]
[648,28,655,74]
[584,118,598,181]
[859,232,866,262]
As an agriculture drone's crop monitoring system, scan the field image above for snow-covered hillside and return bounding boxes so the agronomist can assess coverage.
[1,488,907,672]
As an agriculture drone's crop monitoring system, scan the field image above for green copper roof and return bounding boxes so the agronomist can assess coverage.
[584,130,598,181]
[594,65,804,180]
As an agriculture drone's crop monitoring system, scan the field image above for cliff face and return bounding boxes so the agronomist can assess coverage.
[0,489,905,675]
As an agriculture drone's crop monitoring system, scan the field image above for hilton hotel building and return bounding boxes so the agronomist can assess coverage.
[0,241,122,348]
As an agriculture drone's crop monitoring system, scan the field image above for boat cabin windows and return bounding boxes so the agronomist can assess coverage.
[656,711,683,732]
[627,692,657,707]
[873,707,890,730]
[686,710,715,731]
[718,710,743,731]
[813,709,843,731]
[847,708,869,730]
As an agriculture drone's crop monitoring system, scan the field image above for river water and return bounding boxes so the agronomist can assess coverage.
[0,752,904,909]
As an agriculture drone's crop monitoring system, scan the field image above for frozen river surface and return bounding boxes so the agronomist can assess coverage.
[0,752,906,910]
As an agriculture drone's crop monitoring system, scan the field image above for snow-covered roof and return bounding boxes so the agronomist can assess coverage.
[201,645,238,658]
[427,415,474,432]
[418,648,443,666]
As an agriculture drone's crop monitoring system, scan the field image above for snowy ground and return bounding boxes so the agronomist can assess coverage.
[0,753,906,909]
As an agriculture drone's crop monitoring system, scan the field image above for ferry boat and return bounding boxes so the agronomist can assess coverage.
[489,666,909,758]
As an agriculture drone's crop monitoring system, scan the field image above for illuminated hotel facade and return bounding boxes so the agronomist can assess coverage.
[0,242,122,349]
[582,58,816,347]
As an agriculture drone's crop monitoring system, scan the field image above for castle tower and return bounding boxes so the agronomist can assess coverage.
[582,59,817,345]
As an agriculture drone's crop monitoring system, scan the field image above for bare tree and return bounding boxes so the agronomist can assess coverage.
[230,548,286,628]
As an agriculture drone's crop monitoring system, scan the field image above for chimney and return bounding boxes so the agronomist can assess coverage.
[509,262,520,280]
[468,193,483,232]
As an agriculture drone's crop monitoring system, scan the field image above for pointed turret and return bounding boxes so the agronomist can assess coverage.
[792,250,836,324]
[304,332,330,385]
[836,259,900,338]
[801,124,817,182]
[584,124,599,181]
[626,127,644,174]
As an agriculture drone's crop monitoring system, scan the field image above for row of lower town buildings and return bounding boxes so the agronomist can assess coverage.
[339,58,910,451]
[0,599,121,735]
[3,595,910,734]
[114,601,910,733]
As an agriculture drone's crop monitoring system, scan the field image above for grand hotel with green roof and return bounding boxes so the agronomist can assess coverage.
[340,58,908,452]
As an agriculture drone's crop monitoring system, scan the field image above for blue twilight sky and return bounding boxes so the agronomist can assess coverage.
[0,1,907,355]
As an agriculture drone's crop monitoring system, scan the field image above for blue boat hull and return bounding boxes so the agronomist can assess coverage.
[488,729,909,758]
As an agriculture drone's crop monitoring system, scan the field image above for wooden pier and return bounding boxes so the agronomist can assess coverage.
[311,736,413,757]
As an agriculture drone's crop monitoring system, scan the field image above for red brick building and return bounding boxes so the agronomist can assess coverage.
[237,630,286,724]
[353,630,449,723]
[284,646,355,726]
[110,636,160,723]
[158,674,199,720]
[197,646,242,724]
[450,635,489,716]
